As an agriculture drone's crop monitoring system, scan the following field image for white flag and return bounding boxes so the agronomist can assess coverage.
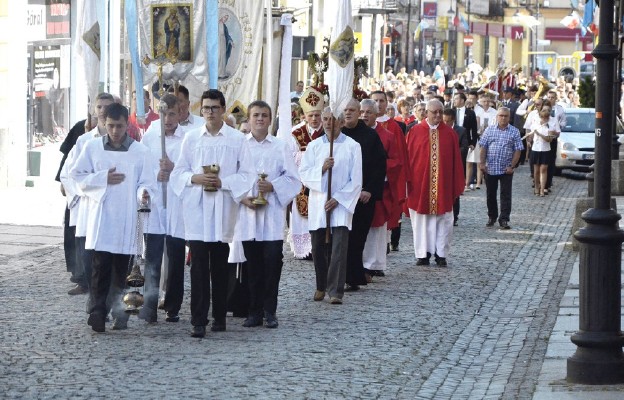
[327,0,355,117]
[74,0,100,106]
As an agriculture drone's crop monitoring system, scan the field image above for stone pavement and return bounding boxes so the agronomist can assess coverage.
[1,156,624,398]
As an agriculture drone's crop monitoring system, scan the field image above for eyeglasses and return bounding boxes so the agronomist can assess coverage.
[201,105,222,113]
[427,110,443,115]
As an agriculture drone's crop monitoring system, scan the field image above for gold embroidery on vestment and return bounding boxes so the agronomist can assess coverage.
[429,128,439,214]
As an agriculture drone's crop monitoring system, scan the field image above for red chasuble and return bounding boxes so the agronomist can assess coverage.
[372,124,401,228]
[377,118,408,222]
[405,120,465,215]
[291,122,323,151]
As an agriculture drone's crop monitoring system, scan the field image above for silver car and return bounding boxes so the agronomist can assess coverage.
[555,108,596,173]
[555,108,623,173]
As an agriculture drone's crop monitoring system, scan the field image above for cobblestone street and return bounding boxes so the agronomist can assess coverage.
[0,166,590,399]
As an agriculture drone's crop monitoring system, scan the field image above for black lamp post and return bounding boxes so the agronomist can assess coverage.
[567,0,624,384]
[447,1,456,74]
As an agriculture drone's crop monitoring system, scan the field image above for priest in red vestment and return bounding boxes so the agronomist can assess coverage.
[405,99,465,267]
[370,91,408,252]
[359,99,401,280]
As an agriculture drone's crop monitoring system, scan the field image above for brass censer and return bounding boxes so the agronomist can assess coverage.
[251,172,269,206]
[123,256,145,314]
[202,164,220,191]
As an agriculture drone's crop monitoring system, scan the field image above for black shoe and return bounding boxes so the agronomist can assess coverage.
[87,312,105,333]
[416,257,430,266]
[191,325,206,338]
[374,270,385,277]
[386,244,390,255]
[499,221,511,230]
[265,313,278,329]
[486,218,495,227]
[210,321,226,332]
[165,312,180,322]
[436,257,448,267]
[344,284,360,292]
[453,220,458,227]
[242,316,263,328]
[303,254,313,261]
[138,309,157,323]
[390,244,399,252]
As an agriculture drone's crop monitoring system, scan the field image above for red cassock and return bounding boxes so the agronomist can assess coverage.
[372,124,402,229]
[405,120,465,215]
[377,118,408,223]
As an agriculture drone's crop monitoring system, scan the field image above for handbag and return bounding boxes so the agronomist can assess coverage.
[295,187,309,217]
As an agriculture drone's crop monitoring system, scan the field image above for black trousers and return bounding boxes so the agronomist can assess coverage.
[242,240,284,318]
[89,251,131,322]
[346,200,376,286]
[484,173,514,223]
[188,241,229,327]
[63,207,77,275]
[390,223,401,248]
[226,261,249,318]
[546,138,557,188]
[163,236,187,315]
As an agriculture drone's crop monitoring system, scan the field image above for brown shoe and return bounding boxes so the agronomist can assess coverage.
[68,284,88,295]
[329,297,343,305]
[313,290,325,301]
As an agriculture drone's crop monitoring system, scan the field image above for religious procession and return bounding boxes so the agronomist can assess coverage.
[23,0,608,340]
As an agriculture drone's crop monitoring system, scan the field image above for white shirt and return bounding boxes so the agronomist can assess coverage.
[70,138,156,254]
[234,134,300,242]
[147,113,204,133]
[170,123,255,243]
[141,124,187,238]
[456,106,465,126]
[476,107,497,132]
[299,133,362,231]
[529,117,560,153]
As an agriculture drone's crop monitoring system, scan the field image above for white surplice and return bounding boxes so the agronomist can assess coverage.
[170,123,255,243]
[70,138,156,255]
[66,127,105,236]
[362,223,388,271]
[299,133,362,231]
[235,134,301,242]
[141,124,187,238]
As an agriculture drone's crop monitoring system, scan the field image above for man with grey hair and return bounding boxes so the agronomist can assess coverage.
[359,99,401,279]
[299,108,362,304]
[341,98,386,291]
[405,99,465,266]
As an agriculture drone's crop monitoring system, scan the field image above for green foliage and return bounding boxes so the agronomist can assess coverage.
[578,75,595,108]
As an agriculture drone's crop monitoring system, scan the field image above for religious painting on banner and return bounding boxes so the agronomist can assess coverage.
[137,0,208,98]
[216,0,263,117]
[151,5,193,62]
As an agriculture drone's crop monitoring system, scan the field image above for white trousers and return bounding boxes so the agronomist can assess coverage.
[409,210,454,259]
[362,223,388,271]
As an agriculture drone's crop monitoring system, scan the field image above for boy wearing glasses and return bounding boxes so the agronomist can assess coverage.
[170,89,255,338]
[405,99,465,267]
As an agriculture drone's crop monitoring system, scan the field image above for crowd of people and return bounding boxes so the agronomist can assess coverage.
[56,61,572,338]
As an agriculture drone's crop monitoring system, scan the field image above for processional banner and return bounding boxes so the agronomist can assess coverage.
[135,0,208,97]
[216,0,264,117]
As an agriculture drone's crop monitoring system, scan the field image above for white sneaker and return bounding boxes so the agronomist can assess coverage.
[470,184,475,190]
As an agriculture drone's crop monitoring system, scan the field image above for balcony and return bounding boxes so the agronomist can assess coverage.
[357,0,398,14]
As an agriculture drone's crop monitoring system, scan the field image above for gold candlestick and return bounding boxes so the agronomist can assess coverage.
[252,173,269,206]
[202,164,220,192]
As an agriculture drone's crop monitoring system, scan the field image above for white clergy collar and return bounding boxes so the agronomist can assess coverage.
[376,115,390,122]
[426,121,440,130]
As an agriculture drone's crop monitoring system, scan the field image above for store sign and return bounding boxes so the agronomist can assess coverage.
[26,5,47,42]
[33,45,61,96]
[423,3,437,18]
[46,0,71,39]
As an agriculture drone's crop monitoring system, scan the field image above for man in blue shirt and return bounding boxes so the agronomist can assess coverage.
[479,107,524,230]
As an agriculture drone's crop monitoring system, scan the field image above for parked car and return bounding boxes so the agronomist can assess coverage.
[555,108,623,174]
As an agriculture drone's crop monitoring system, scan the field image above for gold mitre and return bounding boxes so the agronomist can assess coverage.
[299,87,325,114]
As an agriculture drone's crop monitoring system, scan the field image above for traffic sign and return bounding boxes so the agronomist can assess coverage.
[464,35,474,47]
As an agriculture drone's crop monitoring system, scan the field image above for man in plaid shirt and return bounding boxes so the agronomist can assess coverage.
[479,107,524,230]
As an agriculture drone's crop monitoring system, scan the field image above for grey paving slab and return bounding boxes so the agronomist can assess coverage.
[0,165,621,399]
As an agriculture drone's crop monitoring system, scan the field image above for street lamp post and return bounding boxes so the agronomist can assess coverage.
[464,0,471,67]
[447,1,456,74]
[567,0,624,384]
